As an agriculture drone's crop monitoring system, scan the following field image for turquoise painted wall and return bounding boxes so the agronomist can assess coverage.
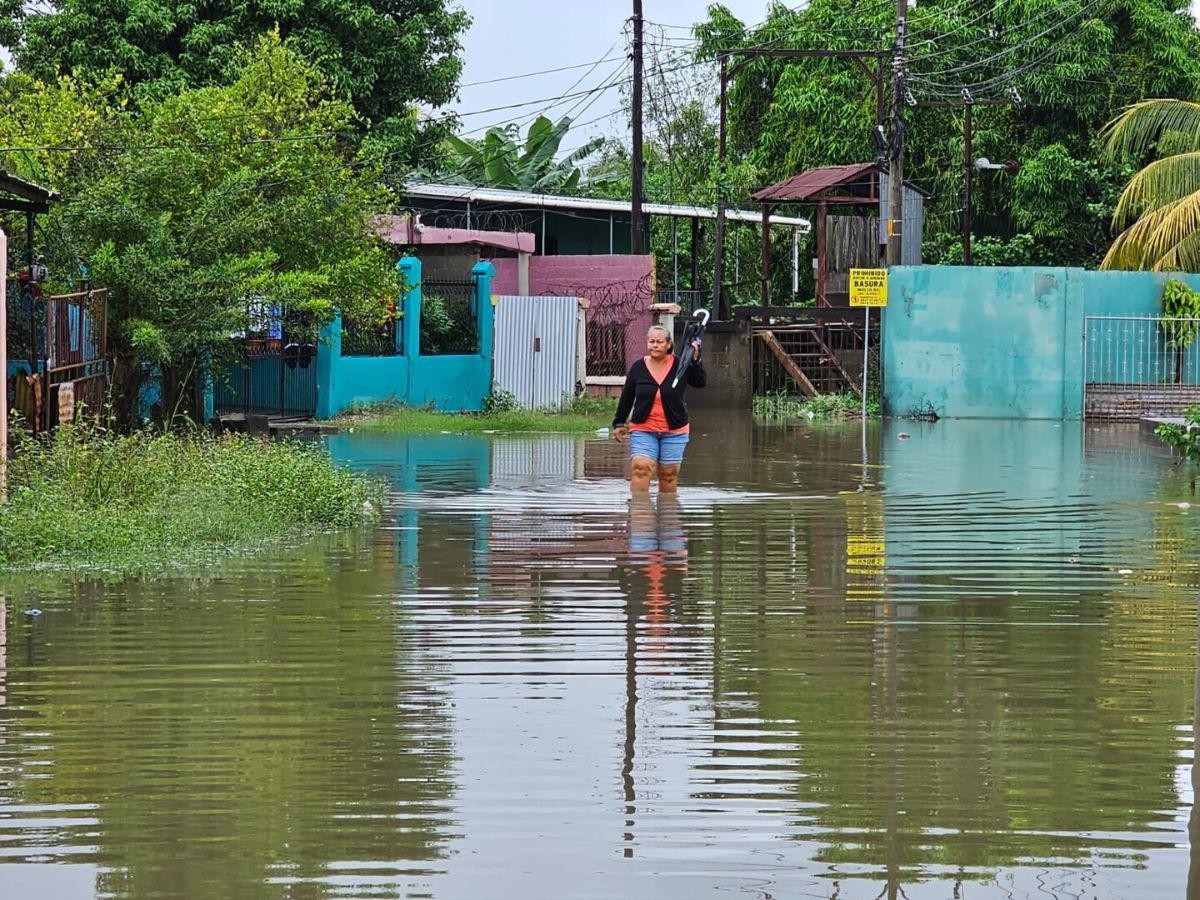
[883,266,1200,419]
[316,257,495,417]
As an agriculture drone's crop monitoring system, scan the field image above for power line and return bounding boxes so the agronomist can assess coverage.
[912,0,1110,81]
[460,52,627,87]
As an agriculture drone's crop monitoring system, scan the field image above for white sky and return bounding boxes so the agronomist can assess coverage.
[448,0,775,150]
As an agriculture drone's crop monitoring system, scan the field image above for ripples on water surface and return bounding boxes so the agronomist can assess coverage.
[1,418,1199,898]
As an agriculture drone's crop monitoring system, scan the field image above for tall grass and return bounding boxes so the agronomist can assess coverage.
[0,425,380,571]
[753,390,881,420]
[342,396,616,435]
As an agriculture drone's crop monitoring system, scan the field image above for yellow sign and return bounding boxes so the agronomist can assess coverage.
[849,268,888,307]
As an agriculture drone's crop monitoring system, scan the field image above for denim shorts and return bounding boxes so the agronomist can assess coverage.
[630,430,690,466]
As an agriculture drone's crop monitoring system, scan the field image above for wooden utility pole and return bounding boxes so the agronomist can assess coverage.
[963,101,973,264]
[630,0,646,255]
[917,91,1020,265]
[716,48,887,315]
[712,56,728,317]
[886,0,907,266]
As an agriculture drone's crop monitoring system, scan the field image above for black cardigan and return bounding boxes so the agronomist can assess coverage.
[612,354,706,431]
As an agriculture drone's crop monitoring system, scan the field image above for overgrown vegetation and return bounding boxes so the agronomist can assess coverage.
[1155,404,1200,492]
[340,395,616,434]
[0,424,381,571]
[753,390,879,421]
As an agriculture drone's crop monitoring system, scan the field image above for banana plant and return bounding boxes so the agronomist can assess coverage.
[441,115,614,193]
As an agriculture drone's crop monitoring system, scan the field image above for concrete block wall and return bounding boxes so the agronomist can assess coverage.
[882,266,1200,419]
[492,255,655,370]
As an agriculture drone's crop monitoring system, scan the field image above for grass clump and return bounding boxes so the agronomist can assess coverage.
[0,424,381,571]
[340,394,616,435]
[753,389,881,420]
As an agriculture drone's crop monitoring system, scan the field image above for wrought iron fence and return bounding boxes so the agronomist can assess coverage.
[585,320,627,377]
[342,318,401,356]
[420,277,479,355]
[1084,315,1200,420]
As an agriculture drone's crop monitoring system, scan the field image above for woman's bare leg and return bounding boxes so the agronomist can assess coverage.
[631,456,657,493]
[658,464,680,493]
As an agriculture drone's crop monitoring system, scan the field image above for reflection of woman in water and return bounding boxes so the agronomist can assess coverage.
[612,324,705,494]
[625,494,688,644]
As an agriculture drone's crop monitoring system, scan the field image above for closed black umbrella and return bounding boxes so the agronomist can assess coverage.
[671,308,710,389]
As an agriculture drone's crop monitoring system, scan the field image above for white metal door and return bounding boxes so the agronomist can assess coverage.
[493,295,579,409]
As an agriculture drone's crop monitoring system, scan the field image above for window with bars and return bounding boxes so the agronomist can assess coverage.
[586,321,627,377]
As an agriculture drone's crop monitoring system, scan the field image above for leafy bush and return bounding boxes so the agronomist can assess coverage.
[1161,279,1200,350]
[753,390,879,420]
[483,385,520,413]
[0,423,380,570]
[1155,405,1200,464]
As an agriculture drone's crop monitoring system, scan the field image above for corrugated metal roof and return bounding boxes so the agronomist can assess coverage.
[751,163,881,202]
[404,182,811,231]
[751,163,933,203]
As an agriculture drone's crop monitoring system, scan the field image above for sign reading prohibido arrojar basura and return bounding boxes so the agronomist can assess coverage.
[849,268,888,307]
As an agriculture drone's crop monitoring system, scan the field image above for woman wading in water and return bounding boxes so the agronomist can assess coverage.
[612,324,706,493]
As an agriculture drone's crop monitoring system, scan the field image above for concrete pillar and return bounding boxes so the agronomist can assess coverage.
[315,313,340,419]
[472,259,496,360]
[517,251,530,295]
[398,256,421,359]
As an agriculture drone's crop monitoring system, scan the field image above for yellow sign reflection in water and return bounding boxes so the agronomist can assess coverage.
[845,491,886,601]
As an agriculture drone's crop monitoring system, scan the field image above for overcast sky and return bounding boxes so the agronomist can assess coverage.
[448,1,775,151]
[449,0,1200,152]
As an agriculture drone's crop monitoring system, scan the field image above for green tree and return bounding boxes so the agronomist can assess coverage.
[441,115,612,193]
[696,0,1200,270]
[50,33,399,425]
[1101,98,1200,270]
[11,0,469,168]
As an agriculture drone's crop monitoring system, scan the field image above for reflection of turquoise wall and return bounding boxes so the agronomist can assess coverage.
[880,419,1169,590]
[316,258,495,417]
[327,432,492,589]
[883,267,1200,419]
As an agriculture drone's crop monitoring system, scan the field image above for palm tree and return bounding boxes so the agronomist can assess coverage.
[1102,99,1200,270]
[441,115,610,193]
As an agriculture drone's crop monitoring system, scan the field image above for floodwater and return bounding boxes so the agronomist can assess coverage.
[1,416,1199,899]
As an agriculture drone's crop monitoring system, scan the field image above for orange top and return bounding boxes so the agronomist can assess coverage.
[630,354,690,435]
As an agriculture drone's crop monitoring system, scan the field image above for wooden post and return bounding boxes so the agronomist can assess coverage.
[713,56,728,318]
[816,200,828,307]
[760,203,771,310]
[690,217,699,294]
[1,227,7,500]
[963,102,973,265]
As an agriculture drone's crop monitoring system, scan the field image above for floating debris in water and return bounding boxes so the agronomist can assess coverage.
[1179,502,1191,510]
[1068,557,1078,564]
[897,432,912,440]
[23,609,42,618]
[1118,568,1134,575]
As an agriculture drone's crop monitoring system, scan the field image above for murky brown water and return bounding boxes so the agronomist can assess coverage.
[1,416,1199,898]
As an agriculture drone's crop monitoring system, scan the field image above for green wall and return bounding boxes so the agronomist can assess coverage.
[883,266,1200,419]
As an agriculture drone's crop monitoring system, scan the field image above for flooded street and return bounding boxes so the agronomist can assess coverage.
[1,416,1198,898]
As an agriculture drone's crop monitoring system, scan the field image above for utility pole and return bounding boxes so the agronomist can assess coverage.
[630,0,646,255]
[712,56,728,317]
[963,100,973,265]
[886,0,907,267]
[917,89,1021,265]
[715,48,886,316]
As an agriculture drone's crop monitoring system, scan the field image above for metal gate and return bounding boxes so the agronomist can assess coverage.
[1083,315,1200,420]
[213,342,318,420]
[493,295,581,409]
[44,289,108,430]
